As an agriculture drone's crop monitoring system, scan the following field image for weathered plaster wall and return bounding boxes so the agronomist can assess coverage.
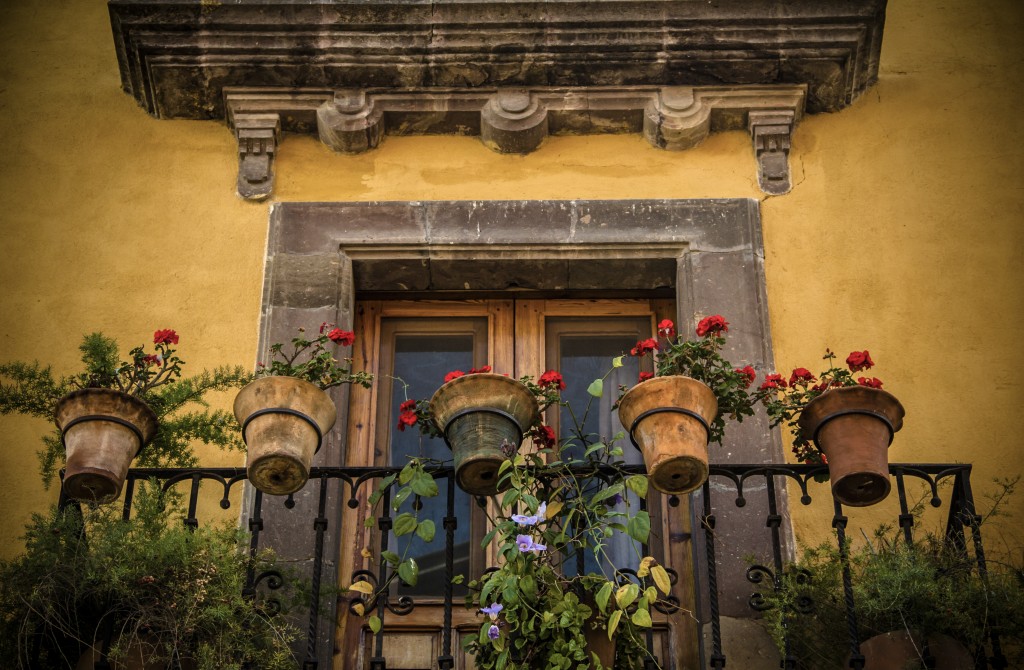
[1,0,1022,561]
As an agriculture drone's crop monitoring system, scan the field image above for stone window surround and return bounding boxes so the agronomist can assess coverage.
[252,198,790,666]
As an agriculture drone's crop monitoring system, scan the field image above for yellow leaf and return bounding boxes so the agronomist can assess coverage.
[545,500,564,518]
[352,602,365,616]
[608,610,622,641]
[361,547,373,559]
[347,581,374,595]
[651,565,671,595]
[637,556,655,578]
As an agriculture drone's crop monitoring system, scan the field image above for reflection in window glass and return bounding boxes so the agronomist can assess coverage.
[558,333,644,578]
[390,334,473,597]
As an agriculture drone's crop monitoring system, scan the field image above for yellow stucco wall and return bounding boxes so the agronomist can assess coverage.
[1,0,1022,559]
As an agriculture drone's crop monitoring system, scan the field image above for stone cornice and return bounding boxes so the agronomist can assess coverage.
[109,0,886,119]
[227,85,805,199]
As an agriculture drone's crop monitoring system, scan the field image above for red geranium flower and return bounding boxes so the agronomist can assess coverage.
[657,319,676,339]
[469,365,492,374]
[638,371,654,383]
[735,365,756,388]
[788,368,816,387]
[444,370,465,383]
[142,354,161,366]
[630,338,659,357]
[857,377,884,389]
[532,425,557,449]
[327,328,355,346]
[759,373,788,391]
[538,370,565,390]
[695,315,729,338]
[153,329,179,345]
[846,350,874,372]
[396,399,419,431]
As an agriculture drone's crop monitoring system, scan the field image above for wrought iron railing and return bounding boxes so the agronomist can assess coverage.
[61,462,1006,670]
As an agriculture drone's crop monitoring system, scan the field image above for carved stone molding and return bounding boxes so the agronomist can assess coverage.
[110,0,886,119]
[225,85,806,199]
[234,113,280,201]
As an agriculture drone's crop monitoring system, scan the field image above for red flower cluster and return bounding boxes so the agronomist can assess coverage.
[638,371,654,383]
[396,399,418,431]
[153,329,179,345]
[532,425,557,449]
[788,368,816,386]
[657,319,676,338]
[630,338,659,357]
[538,370,565,390]
[469,365,492,374]
[846,350,874,372]
[696,315,729,338]
[759,373,787,391]
[444,370,464,383]
[857,377,883,389]
[735,365,756,388]
[142,354,161,366]
[327,328,355,346]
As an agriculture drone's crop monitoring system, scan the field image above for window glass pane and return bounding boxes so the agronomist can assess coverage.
[556,330,645,578]
[389,333,474,597]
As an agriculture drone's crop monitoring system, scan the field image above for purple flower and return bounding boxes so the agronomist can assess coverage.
[511,502,547,526]
[480,603,503,619]
[488,624,500,640]
[611,493,624,506]
[515,534,546,553]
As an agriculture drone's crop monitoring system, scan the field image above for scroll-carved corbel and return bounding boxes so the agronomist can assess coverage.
[748,110,794,195]
[234,113,280,201]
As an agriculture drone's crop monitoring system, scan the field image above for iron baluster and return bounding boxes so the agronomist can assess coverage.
[438,473,457,670]
[894,468,915,547]
[831,499,863,669]
[185,473,201,530]
[303,473,330,670]
[700,481,725,669]
[370,486,393,670]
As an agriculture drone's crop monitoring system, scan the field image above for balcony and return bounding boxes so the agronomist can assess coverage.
[55,461,1011,670]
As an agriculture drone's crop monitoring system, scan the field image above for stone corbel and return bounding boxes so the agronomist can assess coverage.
[748,110,795,195]
[317,90,384,153]
[480,89,548,154]
[233,113,280,200]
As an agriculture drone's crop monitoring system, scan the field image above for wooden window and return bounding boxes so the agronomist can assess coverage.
[339,299,696,669]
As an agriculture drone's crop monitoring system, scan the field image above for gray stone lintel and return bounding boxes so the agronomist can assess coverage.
[225,85,806,199]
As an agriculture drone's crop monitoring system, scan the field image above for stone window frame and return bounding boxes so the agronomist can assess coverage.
[252,198,789,666]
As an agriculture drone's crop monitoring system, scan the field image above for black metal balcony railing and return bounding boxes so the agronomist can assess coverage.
[59,463,1006,670]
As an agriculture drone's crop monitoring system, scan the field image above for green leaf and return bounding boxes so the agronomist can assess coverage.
[452,574,464,584]
[393,512,417,536]
[381,550,401,565]
[631,608,653,628]
[612,356,625,368]
[587,378,604,398]
[368,615,382,634]
[626,511,651,544]
[625,475,648,499]
[416,519,436,542]
[411,469,439,497]
[520,574,537,599]
[590,483,623,505]
[398,558,419,586]
[399,462,416,485]
[595,581,613,612]
[481,528,498,549]
[392,486,412,510]
[608,610,622,640]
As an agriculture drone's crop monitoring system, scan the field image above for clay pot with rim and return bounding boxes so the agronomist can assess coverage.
[234,376,337,495]
[798,385,905,507]
[616,375,718,495]
[55,388,158,504]
[429,373,540,496]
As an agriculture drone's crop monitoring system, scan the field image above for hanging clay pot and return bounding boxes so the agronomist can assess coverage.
[55,389,158,504]
[429,373,540,496]
[234,376,337,495]
[799,386,905,507]
[617,376,718,495]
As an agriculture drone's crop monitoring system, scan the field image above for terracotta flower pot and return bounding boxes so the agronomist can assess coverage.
[234,376,337,495]
[854,631,973,670]
[55,388,158,504]
[429,373,540,496]
[617,376,718,495]
[798,386,905,507]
